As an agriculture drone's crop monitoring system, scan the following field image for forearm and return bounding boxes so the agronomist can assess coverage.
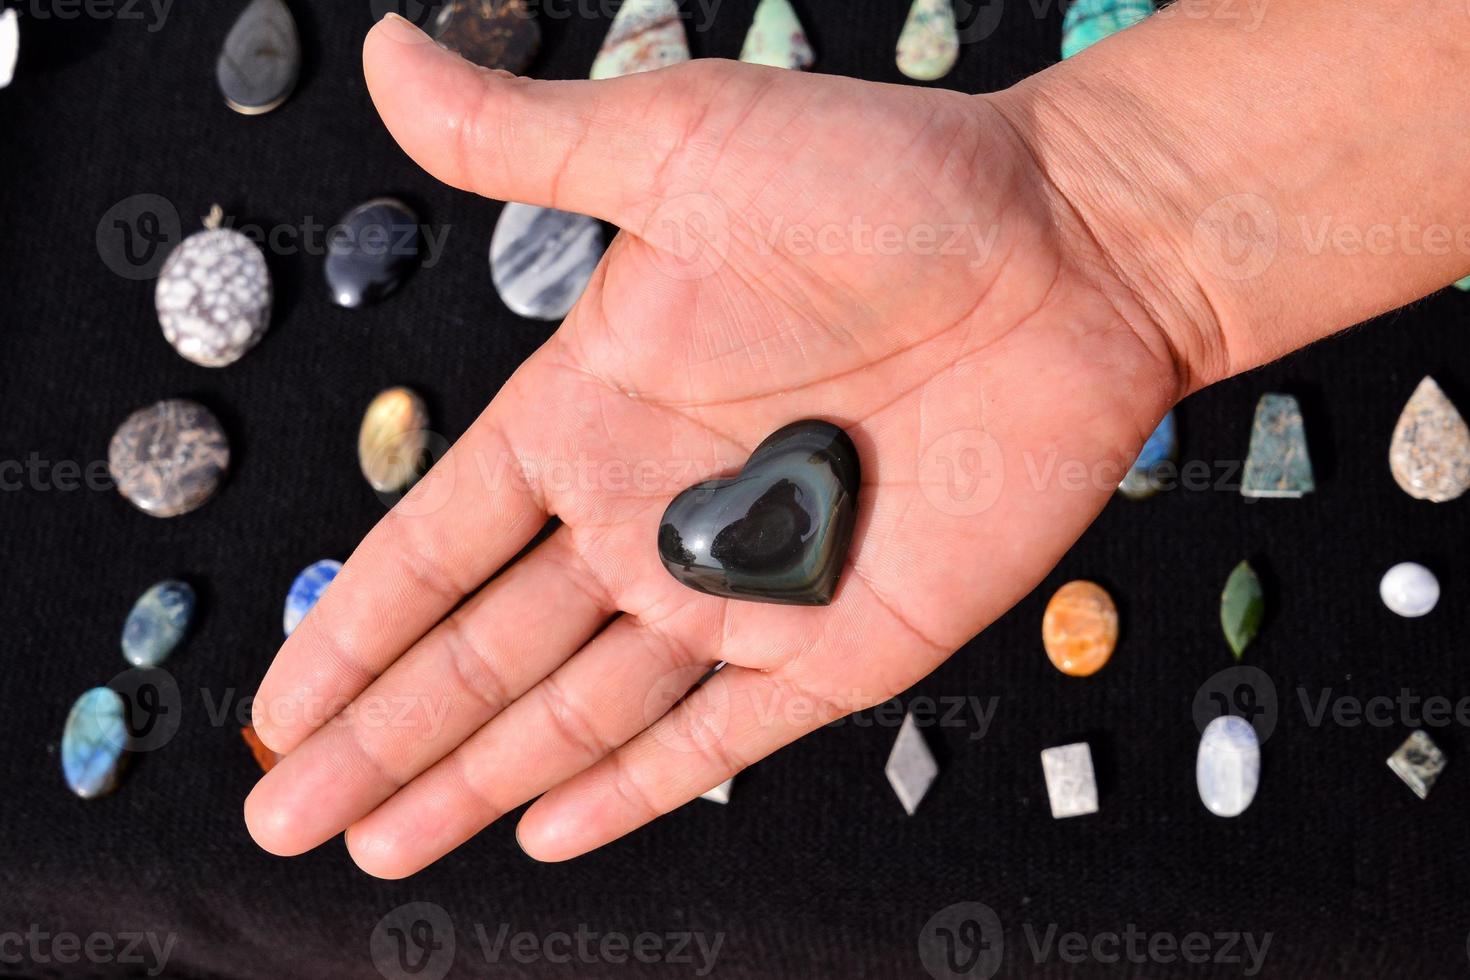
[991,0,1470,393]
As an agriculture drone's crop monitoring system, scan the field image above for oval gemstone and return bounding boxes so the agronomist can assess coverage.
[326,198,421,308]
[108,399,230,518]
[1061,0,1153,59]
[1380,562,1439,618]
[1119,410,1177,500]
[122,580,196,667]
[284,559,342,637]
[895,0,958,81]
[431,0,541,74]
[216,0,301,115]
[359,387,430,493]
[490,203,604,321]
[62,687,130,799]
[155,227,272,367]
[1388,376,1470,502]
[1041,580,1118,676]
[0,8,18,89]
[1196,715,1260,817]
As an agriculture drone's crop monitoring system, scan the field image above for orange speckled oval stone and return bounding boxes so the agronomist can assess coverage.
[1042,580,1118,677]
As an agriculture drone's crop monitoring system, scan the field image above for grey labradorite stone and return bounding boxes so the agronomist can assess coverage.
[108,399,230,518]
[122,580,196,667]
[657,420,860,605]
[217,0,301,115]
[155,227,272,367]
[489,203,603,321]
[326,199,422,309]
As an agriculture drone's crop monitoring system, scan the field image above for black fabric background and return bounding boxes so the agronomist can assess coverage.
[4,1,1470,977]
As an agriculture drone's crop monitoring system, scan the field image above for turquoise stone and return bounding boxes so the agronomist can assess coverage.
[1241,393,1314,498]
[62,688,130,799]
[284,559,341,637]
[1060,0,1153,59]
[121,580,195,667]
[739,0,815,70]
[1119,410,1176,500]
[1454,275,1470,291]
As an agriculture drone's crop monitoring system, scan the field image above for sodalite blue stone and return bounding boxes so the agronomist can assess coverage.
[284,560,341,637]
[490,203,604,321]
[1196,715,1260,818]
[1119,410,1176,500]
[122,580,195,667]
[62,688,130,799]
[1060,0,1153,59]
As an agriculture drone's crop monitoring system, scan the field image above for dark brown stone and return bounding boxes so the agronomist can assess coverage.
[432,0,541,75]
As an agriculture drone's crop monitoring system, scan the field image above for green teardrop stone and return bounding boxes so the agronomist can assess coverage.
[1220,560,1264,660]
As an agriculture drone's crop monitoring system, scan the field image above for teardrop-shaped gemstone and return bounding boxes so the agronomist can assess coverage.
[284,559,341,637]
[590,0,688,79]
[122,580,196,667]
[1241,393,1314,498]
[1454,275,1470,291]
[108,399,231,518]
[326,198,421,309]
[431,0,541,74]
[490,203,604,321]
[156,227,272,367]
[1388,376,1470,502]
[739,0,815,69]
[1041,580,1118,677]
[1220,560,1263,660]
[241,725,283,773]
[895,0,958,81]
[1196,715,1259,817]
[1118,410,1176,500]
[1060,0,1153,59]
[0,8,18,90]
[359,387,430,493]
[216,0,301,115]
[62,688,130,799]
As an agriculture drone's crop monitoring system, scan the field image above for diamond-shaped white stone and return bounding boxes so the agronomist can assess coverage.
[1041,742,1099,818]
[1388,730,1446,800]
[885,711,937,815]
[701,778,734,804]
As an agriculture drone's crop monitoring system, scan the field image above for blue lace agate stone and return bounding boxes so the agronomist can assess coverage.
[121,580,195,667]
[1119,410,1177,500]
[1061,0,1153,59]
[284,560,342,637]
[62,687,130,799]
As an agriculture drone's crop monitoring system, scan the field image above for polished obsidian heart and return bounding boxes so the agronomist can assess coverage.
[658,421,860,605]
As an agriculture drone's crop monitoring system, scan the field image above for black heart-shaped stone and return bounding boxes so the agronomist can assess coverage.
[658,421,860,605]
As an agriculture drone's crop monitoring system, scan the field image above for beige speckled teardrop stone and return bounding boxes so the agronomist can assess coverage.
[1389,376,1470,502]
[358,387,430,493]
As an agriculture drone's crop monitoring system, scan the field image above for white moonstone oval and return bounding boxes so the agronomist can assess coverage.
[1196,715,1259,818]
[1379,562,1439,618]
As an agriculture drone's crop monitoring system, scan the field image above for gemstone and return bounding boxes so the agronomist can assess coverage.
[895,0,958,81]
[739,0,815,69]
[155,226,272,367]
[701,778,734,804]
[1196,715,1259,817]
[284,559,341,637]
[657,420,860,605]
[431,0,540,74]
[0,8,17,89]
[359,386,431,494]
[121,580,196,668]
[589,0,689,79]
[1387,730,1445,800]
[108,399,230,518]
[1241,393,1314,498]
[1041,580,1118,677]
[1455,275,1470,291]
[216,0,300,115]
[1060,0,1153,59]
[241,725,282,773]
[489,203,604,321]
[885,711,938,815]
[1388,376,1470,502]
[1220,560,1263,660]
[1040,742,1098,818]
[1118,410,1176,500]
[1379,562,1439,618]
[325,198,421,309]
[62,687,129,799]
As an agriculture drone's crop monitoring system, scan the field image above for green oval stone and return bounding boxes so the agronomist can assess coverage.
[1220,560,1264,660]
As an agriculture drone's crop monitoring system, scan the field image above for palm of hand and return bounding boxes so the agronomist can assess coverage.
[245,20,1176,877]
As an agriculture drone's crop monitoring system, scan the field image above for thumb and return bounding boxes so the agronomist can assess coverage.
[364,12,703,229]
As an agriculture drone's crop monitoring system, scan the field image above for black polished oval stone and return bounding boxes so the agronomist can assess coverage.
[658,420,860,605]
[432,0,541,75]
[216,0,300,115]
[325,198,421,309]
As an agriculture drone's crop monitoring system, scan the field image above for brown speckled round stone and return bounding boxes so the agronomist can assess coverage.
[155,228,272,368]
[108,399,230,518]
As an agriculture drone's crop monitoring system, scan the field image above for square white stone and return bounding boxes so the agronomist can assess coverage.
[1041,742,1099,819]
[1388,730,1446,800]
[700,778,734,805]
[885,711,937,815]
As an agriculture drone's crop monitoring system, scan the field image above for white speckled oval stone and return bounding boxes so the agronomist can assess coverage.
[896,0,958,81]
[155,228,272,367]
[1389,376,1470,502]
[1380,562,1439,618]
[1196,715,1259,818]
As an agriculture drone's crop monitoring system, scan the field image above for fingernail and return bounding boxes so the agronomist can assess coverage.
[377,11,431,44]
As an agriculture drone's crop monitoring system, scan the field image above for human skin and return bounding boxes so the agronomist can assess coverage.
[245,4,1470,877]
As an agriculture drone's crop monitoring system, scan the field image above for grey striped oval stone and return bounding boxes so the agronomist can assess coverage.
[489,203,603,321]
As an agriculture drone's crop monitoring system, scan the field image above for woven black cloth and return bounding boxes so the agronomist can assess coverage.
[3,2,1469,977]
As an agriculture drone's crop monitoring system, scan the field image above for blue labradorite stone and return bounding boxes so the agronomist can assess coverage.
[325,199,421,309]
[658,420,860,605]
[62,687,130,799]
[1060,0,1153,59]
[284,559,341,636]
[121,580,196,667]
[1119,410,1177,500]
